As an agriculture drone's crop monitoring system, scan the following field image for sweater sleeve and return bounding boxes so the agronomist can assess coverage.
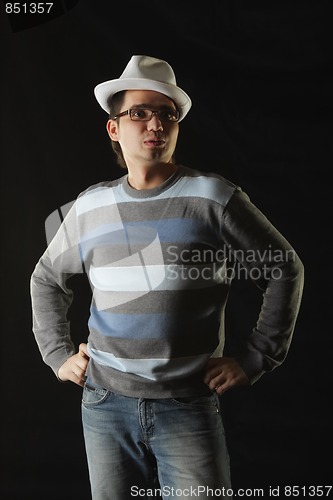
[221,188,304,384]
[30,200,85,377]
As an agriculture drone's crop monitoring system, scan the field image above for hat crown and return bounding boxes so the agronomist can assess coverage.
[120,55,177,86]
[94,54,191,120]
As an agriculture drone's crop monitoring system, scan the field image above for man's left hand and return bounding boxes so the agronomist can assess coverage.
[204,357,249,395]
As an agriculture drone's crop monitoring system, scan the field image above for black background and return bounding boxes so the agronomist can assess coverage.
[1,1,332,498]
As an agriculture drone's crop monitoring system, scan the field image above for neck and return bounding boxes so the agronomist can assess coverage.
[127,162,178,190]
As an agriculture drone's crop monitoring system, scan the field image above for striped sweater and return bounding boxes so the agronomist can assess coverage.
[30,165,304,397]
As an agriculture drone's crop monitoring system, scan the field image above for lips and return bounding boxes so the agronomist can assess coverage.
[144,139,165,147]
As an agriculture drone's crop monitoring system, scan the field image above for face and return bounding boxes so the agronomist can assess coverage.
[106,90,179,169]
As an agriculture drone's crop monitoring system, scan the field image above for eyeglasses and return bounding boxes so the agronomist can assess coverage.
[112,108,180,123]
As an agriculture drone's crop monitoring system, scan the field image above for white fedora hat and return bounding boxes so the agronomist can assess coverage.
[94,55,192,121]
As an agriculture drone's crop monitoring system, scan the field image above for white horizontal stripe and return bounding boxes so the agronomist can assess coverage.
[90,264,166,292]
[88,346,209,382]
[90,262,227,293]
[90,262,228,310]
[89,232,166,294]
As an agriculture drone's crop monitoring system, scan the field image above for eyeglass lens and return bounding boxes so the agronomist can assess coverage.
[130,108,179,122]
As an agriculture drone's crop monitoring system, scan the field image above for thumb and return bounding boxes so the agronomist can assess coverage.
[79,343,90,359]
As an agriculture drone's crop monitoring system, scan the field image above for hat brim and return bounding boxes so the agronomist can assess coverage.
[94,78,192,122]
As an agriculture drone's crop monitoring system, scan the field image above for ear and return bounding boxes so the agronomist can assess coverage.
[106,119,119,141]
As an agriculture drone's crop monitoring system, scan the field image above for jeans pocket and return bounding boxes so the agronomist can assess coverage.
[82,383,110,407]
[171,393,219,411]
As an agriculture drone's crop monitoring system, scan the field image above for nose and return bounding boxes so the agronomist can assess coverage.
[147,112,163,132]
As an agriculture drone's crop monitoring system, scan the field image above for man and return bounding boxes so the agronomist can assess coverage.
[30,55,304,499]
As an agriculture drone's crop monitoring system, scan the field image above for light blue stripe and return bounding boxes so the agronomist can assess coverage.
[125,218,216,244]
[88,309,220,339]
[76,186,119,215]
[170,173,235,205]
[116,174,235,205]
[76,172,235,212]
[81,218,218,245]
[79,218,220,263]
[88,345,210,382]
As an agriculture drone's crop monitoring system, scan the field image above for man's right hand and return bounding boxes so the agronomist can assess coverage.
[58,343,90,387]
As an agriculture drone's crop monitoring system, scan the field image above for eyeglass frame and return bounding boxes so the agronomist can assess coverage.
[111,107,180,123]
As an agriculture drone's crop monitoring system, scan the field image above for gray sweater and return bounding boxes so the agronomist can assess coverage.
[30,166,304,397]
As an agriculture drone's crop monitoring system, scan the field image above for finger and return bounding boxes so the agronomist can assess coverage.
[70,373,86,387]
[75,357,89,378]
[71,364,87,384]
[215,383,228,395]
[203,366,224,385]
[207,373,226,391]
[79,343,90,359]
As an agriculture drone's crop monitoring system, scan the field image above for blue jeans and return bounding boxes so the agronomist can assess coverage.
[81,380,233,499]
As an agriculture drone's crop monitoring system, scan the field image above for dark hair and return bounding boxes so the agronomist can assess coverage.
[108,91,127,169]
[107,90,177,169]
